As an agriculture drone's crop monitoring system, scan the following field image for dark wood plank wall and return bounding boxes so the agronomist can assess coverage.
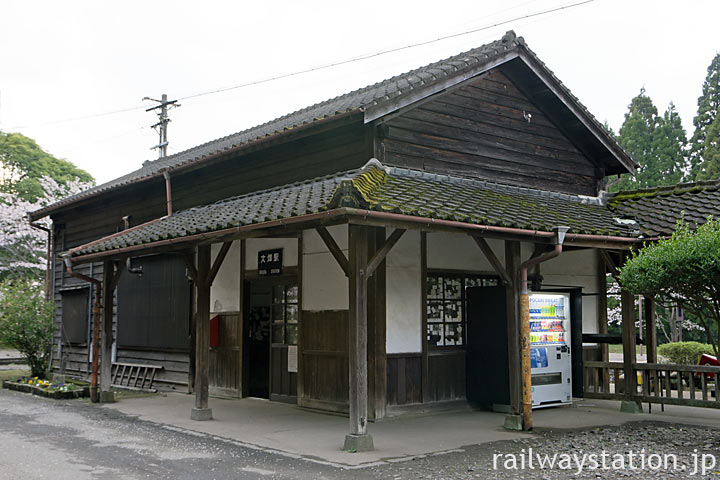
[298,310,349,412]
[270,346,297,400]
[210,313,242,397]
[381,70,600,196]
[427,350,466,402]
[386,353,422,406]
[49,121,369,388]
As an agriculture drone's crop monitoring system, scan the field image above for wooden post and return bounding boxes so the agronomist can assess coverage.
[620,289,642,412]
[191,244,213,420]
[100,261,115,402]
[596,250,609,391]
[644,297,657,364]
[344,224,374,452]
[503,241,523,430]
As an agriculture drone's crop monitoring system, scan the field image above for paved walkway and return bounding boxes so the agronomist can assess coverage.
[103,392,720,467]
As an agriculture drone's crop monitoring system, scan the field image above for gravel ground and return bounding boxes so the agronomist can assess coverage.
[1,386,719,479]
[369,423,720,479]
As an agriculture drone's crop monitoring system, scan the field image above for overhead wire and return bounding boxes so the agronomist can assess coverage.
[13,0,595,129]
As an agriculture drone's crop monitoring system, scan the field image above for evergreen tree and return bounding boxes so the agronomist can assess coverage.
[613,89,659,191]
[650,102,688,186]
[697,114,720,180]
[689,54,720,180]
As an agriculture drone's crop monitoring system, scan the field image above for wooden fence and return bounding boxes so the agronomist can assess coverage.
[584,360,720,409]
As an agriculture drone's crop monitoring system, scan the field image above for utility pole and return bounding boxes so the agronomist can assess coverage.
[143,94,179,159]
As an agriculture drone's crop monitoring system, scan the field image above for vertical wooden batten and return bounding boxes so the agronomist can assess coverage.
[503,240,522,429]
[420,232,429,404]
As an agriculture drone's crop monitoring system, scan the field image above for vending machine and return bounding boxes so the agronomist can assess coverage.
[528,292,572,408]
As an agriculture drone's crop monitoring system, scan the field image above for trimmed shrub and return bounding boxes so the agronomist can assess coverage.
[657,341,715,365]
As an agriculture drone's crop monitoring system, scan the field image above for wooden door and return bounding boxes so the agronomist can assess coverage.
[209,313,242,397]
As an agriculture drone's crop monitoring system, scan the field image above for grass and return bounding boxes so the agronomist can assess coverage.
[608,344,646,355]
[0,368,31,383]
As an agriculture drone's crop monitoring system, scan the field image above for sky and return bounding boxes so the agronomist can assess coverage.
[1,0,718,185]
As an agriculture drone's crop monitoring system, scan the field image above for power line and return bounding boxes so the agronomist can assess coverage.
[14,0,595,129]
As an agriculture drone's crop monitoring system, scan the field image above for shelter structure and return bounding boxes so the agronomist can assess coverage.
[31,31,713,450]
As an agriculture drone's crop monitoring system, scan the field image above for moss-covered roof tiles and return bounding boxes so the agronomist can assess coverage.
[68,163,642,258]
[608,180,720,237]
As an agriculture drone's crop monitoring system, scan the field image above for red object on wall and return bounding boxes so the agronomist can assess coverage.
[210,315,220,348]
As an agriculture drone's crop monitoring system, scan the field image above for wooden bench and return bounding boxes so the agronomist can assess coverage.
[111,362,163,392]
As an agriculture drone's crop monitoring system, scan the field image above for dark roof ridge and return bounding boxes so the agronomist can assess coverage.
[385,165,605,206]
[608,178,720,201]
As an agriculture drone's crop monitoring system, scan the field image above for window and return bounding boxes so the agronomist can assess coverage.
[426,273,499,348]
[271,284,299,345]
[61,288,89,344]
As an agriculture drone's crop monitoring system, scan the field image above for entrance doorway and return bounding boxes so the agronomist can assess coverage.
[244,277,298,402]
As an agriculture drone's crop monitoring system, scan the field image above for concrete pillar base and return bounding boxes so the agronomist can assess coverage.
[620,400,643,414]
[99,391,115,403]
[503,414,524,431]
[343,433,374,452]
[191,407,213,421]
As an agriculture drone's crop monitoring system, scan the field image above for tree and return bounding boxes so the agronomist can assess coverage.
[0,176,90,282]
[618,218,720,355]
[695,114,720,180]
[613,89,659,191]
[689,54,720,181]
[651,103,688,186]
[0,281,55,377]
[0,131,93,202]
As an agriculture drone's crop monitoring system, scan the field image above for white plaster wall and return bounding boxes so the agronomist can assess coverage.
[426,233,504,272]
[386,230,422,353]
[302,225,349,311]
[541,248,599,334]
[245,238,298,270]
[210,240,241,313]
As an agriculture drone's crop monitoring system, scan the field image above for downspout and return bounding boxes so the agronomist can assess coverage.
[163,170,173,216]
[62,254,102,403]
[518,226,569,431]
[122,216,143,275]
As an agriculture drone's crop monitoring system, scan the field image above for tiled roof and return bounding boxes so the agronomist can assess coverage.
[32,30,633,221]
[608,180,720,237]
[68,162,639,258]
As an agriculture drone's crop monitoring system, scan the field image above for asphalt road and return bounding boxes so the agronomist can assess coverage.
[1,388,718,479]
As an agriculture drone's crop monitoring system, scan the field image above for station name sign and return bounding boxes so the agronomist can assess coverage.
[258,248,282,276]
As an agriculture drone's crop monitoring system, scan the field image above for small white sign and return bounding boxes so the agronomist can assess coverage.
[287,345,298,373]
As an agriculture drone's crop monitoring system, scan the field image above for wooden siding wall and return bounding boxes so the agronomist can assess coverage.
[386,353,422,406]
[49,121,369,389]
[380,70,600,196]
[210,313,242,397]
[427,351,466,402]
[298,310,349,412]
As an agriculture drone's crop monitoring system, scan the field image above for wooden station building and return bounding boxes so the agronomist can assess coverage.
[30,31,715,450]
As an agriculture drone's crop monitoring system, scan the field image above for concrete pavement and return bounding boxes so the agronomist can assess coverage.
[103,392,720,467]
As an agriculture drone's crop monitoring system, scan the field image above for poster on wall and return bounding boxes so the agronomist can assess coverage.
[258,248,282,276]
[287,345,298,373]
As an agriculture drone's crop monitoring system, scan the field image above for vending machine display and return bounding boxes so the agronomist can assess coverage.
[529,293,572,408]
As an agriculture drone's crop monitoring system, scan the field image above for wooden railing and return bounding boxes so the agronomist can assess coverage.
[584,360,720,409]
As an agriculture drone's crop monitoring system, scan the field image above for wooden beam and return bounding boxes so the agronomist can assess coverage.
[191,244,212,420]
[365,229,405,278]
[472,236,512,286]
[599,249,620,278]
[596,250,610,391]
[345,224,373,450]
[100,261,114,399]
[420,232,429,404]
[645,297,657,364]
[207,241,232,285]
[316,227,350,278]
[505,240,522,418]
[621,289,637,399]
[109,260,125,290]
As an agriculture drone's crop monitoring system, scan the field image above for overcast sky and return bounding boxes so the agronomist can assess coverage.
[1,0,718,185]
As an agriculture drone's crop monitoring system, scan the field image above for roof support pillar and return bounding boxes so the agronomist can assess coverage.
[645,297,657,364]
[191,244,213,420]
[345,224,373,452]
[100,260,124,403]
[503,241,523,430]
[620,288,642,413]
